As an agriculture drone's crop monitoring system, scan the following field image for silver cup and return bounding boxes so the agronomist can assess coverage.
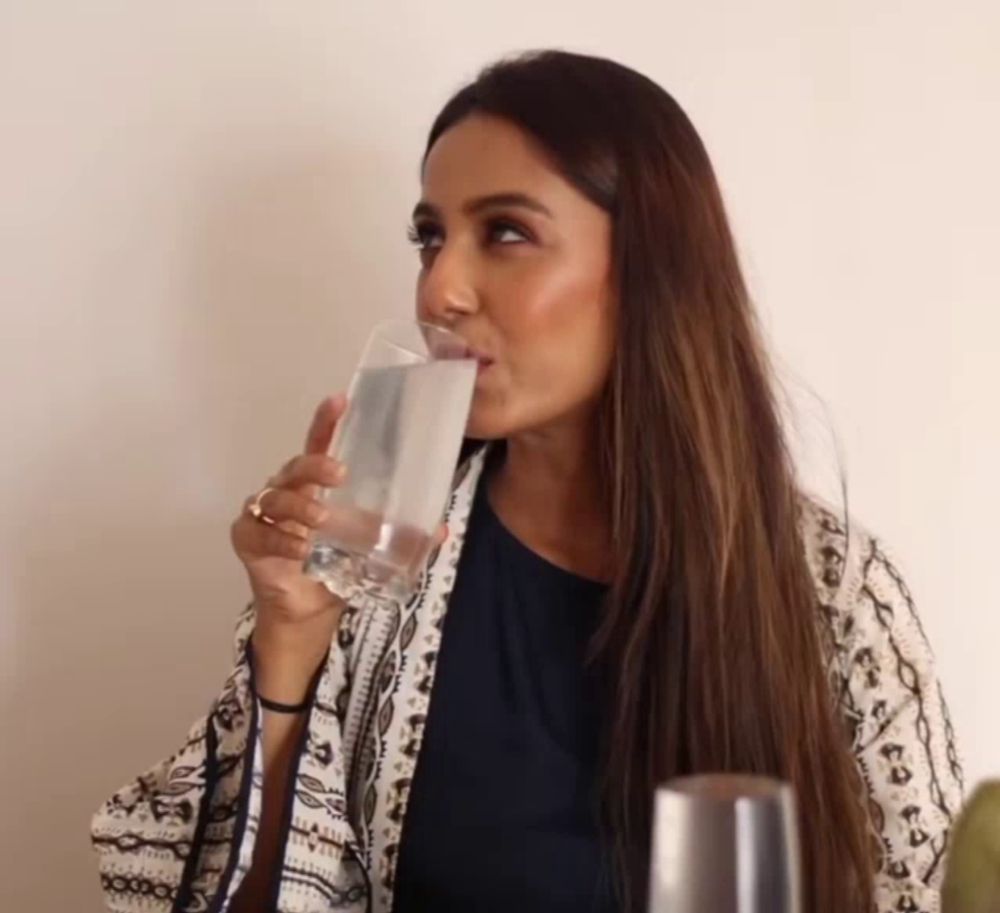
[648,774,802,913]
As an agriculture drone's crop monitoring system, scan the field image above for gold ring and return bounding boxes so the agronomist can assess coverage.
[247,486,278,526]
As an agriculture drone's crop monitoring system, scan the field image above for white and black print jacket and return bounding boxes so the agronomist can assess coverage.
[91,443,964,913]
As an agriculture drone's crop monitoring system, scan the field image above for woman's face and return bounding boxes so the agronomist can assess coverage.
[412,114,616,441]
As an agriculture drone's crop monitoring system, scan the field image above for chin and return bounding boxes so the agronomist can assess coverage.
[464,412,509,442]
[464,392,572,442]
[463,393,518,441]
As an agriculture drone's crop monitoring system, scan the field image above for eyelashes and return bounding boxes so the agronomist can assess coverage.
[406,222,432,249]
[406,218,531,252]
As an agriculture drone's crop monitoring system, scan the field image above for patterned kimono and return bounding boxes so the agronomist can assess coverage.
[91,444,964,912]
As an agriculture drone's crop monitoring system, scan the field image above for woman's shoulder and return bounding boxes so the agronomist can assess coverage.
[796,492,958,754]
[796,491,921,639]
[795,492,940,713]
[796,495,965,903]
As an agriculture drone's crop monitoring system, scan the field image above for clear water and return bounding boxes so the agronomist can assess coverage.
[303,358,475,603]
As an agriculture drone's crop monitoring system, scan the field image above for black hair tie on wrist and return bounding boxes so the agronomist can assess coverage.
[259,694,312,714]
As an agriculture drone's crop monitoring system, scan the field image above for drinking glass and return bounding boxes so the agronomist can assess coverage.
[648,774,802,913]
[303,319,477,603]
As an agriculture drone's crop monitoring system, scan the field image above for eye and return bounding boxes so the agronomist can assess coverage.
[406,221,442,251]
[405,217,531,260]
[486,218,530,245]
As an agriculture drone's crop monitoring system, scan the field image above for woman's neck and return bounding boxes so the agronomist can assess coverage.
[485,421,613,583]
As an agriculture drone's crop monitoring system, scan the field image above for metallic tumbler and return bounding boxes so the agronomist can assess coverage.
[648,774,802,913]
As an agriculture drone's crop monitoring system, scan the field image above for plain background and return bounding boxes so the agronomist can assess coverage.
[2,2,997,909]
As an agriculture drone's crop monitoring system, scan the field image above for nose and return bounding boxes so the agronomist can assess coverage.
[416,244,479,326]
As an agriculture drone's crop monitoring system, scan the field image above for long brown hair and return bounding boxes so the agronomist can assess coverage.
[424,50,875,912]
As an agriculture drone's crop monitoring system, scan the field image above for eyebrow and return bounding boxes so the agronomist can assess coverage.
[411,192,554,222]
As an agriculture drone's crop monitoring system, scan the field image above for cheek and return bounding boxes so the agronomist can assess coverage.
[497,256,611,347]
[491,263,615,412]
[521,268,613,366]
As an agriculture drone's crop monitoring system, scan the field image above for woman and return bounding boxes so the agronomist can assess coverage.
[92,50,963,913]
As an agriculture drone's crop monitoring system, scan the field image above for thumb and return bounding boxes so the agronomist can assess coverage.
[304,393,347,455]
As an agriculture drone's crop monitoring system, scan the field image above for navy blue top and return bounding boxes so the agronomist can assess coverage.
[393,462,617,912]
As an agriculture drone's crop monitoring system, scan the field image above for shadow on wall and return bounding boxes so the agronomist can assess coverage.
[0,138,406,908]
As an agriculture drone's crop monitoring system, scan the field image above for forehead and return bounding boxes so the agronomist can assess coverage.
[421,114,572,207]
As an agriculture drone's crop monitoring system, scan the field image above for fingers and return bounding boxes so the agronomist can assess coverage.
[233,396,350,565]
[233,490,326,562]
[270,453,347,492]
[244,487,330,531]
[304,394,347,456]
[267,395,348,501]
[235,484,450,566]
[246,521,311,562]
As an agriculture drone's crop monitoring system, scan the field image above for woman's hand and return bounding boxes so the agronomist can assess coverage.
[231,395,350,631]
[230,394,449,682]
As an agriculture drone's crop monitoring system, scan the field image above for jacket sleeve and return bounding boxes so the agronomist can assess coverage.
[836,534,965,913]
[91,602,368,913]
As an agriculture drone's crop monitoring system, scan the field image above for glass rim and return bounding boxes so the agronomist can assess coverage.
[658,774,792,802]
[366,318,472,362]
[370,317,465,339]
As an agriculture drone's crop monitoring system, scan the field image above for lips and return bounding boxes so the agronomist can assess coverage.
[431,333,494,368]
[458,343,494,367]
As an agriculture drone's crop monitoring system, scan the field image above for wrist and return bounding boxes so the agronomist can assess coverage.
[250,632,327,705]
[250,614,334,705]
[252,599,339,655]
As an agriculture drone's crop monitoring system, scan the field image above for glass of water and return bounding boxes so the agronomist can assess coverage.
[648,774,802,913]
[303,319,477,603]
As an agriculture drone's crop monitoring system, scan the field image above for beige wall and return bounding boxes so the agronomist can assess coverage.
[2,2,997,908]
